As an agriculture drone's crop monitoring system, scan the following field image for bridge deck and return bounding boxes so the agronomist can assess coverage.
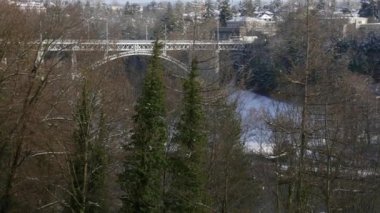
[45,39,252,52]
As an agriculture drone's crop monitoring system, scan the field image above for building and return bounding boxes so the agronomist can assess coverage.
[9,0,46,13]
[343,16,380,37]
[218,14,276,40]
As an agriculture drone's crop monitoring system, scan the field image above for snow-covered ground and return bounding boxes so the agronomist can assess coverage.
[230,90,287,153]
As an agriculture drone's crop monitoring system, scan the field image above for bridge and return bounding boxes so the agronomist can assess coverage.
[39,39,254,72]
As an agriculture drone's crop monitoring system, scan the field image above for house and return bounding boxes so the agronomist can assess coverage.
[343,16,380,37]
[257,11,274,21]
[221,15,276,38]
[16,1,46,13]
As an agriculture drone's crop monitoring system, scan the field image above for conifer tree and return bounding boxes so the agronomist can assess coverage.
[119,41,167,213]
[162,2,176,33]
[68,83,108,213]
[241,0,255,16]
[219,0,233,27]
[166,59,207,212]
[203,0,215,20]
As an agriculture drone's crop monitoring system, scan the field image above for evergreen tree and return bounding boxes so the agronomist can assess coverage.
[254,0,261,9]
[241,0,255,16]
[165,59,207,212]
[203,0,215,20]
[162,2,176,33]
[124,1,131,15]
[68,83,108,213]
[359,0,379,21]
[316,0,326,11]
[119,41,168,213]
[219,0,233,27]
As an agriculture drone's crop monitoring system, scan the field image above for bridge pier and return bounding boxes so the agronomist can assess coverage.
[215,49,220,73]
[35,49,44,66]
[71,51,81,80]
[71,51,77,72]
[1,57,7,65]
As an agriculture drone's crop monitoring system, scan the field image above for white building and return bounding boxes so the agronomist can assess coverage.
[10,1,46,13]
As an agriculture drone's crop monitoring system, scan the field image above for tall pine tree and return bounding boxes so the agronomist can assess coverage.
[119,41,168,213]
[165,59,207,212]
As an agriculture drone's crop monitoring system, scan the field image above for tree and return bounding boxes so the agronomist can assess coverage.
[206,100,257,212]
[243,38,277,94]
[219,0,232,27]
[162,2,177,33]
[358,0,379,22]
[119,41,168,212]
[0,3,82,211]
[124,1,131,16]
[254,0,261,9]
[172,1,185,34]
[336,33,380,81]
[203,0,215,20]
[67,83,108,213]
[240,0,255,16]
[165,59,207,212]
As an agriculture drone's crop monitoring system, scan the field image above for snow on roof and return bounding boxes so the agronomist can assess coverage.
[263,11,274,15]
[259,14,273,19]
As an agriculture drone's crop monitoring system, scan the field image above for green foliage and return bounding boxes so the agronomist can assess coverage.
[335,33,380,80]
[162,2,176,33]
[245,38,277,94]
[160,2,183,34]
[219,0,233,27]
[165,59,207,212]
[119,41,168,213]
[68,83,108,213]
[359,0,379,20]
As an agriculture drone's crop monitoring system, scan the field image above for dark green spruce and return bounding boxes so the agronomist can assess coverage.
[219,0,232,27]
[119,41,168,213]
[166,59,207,212]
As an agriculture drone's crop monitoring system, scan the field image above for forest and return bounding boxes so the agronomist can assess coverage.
[0,0,380,212]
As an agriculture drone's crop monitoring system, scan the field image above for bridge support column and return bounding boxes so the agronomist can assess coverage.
[71,51,80,80]
[1,57,7,65]
[35,49,44,66]
[71,51,77,72]
[163,43,167,56]
[215,49,220,73]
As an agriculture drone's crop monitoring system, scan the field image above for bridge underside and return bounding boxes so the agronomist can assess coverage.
[92,51,189,72]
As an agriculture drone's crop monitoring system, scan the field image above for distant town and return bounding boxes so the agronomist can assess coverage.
[5,0,380,39]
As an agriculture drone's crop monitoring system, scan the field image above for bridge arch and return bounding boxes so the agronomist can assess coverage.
[91,51,189,72]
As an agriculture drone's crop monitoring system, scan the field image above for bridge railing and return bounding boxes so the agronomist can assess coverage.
[43,39,252,52]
